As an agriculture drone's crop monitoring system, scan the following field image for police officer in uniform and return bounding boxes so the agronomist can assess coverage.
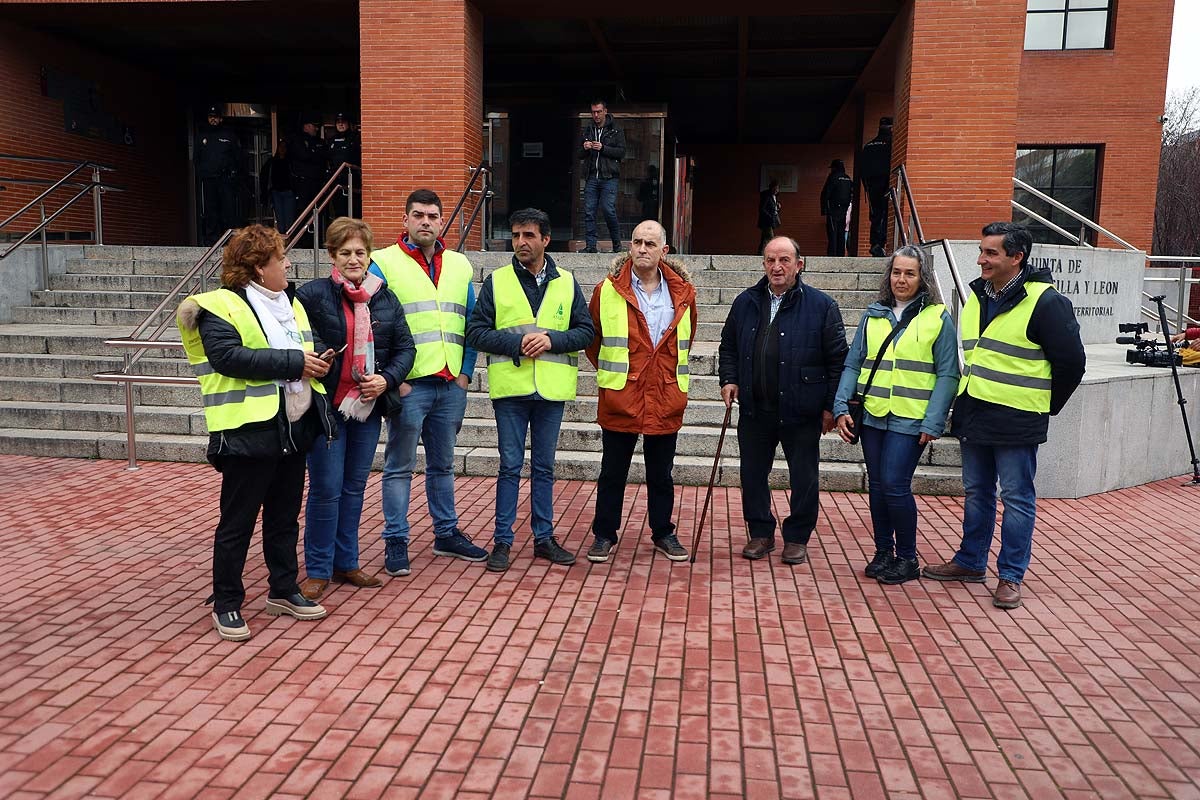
[820,159,854,257]
[859,117,893,257]
[288,116,327,228]
[327,112,362,219]
[195,105,242,245]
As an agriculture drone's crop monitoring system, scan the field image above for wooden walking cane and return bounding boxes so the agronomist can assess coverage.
[690,403,733,563]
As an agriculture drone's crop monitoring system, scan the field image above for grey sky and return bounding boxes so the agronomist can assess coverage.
[1168,2,1199,95]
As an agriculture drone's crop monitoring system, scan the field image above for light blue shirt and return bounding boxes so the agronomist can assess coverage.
[631,268,673,345]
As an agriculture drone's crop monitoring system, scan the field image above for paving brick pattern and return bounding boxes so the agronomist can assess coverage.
[2,454,1199,799]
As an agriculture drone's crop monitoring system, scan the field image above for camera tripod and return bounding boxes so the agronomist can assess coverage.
[1152,295,1200,486]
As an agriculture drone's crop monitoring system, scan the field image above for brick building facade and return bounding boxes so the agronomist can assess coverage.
[0,0,1174,255]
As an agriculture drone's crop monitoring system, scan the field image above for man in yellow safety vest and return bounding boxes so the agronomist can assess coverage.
[466,208,594,572]
[924,222,1085,609]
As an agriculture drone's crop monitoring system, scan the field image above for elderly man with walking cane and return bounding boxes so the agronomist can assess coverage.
[718,236,847,565]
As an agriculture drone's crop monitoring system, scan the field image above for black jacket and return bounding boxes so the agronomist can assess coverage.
[951,266,1086,446]
[577,115,626,180]
[259,155,292,195]
[467,254,595,362]
[859,132,892,187]
[820,170,854,214]
[288,132,327,188]
[758,189,781,230]
[195,122,241,180]
[719,276,848,423]
[295,277,417,415]
[194,285,335,467]
[327,129,362,171]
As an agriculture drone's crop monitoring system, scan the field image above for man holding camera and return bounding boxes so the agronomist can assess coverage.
[923,222,1085,609]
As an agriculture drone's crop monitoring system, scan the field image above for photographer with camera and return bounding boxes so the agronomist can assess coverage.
[1117,322,1183,368]
[1171,326,1200,345]
[923,222,1085,610]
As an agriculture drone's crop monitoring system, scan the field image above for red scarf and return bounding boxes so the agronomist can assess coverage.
[330,268,384,419]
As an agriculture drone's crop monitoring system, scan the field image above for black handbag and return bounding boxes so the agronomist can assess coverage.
[845,322,902,445]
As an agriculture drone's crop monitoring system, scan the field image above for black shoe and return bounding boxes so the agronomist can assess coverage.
[533,536,576,566]
[487,542,511,572]
[653,534,689,562]
[864,550,895,579]
[877,557,921,585]
[264,593,327,620]
[611,241,622,253]
[581,246,598,254]
[587,537,616,563]
[212,610,250,642]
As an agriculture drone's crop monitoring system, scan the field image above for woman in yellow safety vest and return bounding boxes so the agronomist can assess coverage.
[177,224,336,642]
[832,245,960,585]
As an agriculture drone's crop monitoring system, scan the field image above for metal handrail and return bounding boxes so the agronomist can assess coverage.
[1012,177,1138,251]
[443,162,491,252]
[894,164,925,244]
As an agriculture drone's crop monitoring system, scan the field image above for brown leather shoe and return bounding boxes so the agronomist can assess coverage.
[742,538,775,560]
[332,568,382,589]
[299,577,328,601]
[781,542,808,565]
[993,580,1022,609]
[922,560,986,583]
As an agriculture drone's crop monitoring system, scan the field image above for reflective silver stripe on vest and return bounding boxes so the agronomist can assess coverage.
[202,382,278,407]
[597,359,628,374]
[539,352,578,366]
[679,339,690,351]
[412,331,444,345]
[894,358,936,374]
[967,363,1052,390]
[892,385,934,400]
[487,354,512,365]
[677,364,690,375]
[601,336,628,348]
[498,323,539,335]
[439,302,467,316]
[302,330,313,342]
[856,384,891,399]
[977,336,1044,360]
[402,300,440,314]
[863,358,893,372]
[193,362,216,376]
[962,338,978,351]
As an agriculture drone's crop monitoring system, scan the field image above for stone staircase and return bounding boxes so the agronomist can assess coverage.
[0,245,963,493]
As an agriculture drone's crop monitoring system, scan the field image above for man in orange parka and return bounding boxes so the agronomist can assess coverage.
[585,219,698,563]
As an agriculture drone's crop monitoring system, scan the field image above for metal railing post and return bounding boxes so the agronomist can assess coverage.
[312,208,321,278]
[1178,262,1188,333]
[92,165,104,245]
[347,170,355,218]
[123,351,139,471]
[38,202,49,288]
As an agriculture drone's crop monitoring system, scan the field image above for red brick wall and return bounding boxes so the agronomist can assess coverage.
[896,0,1027,243]
[687,144,856,256]
[0,21,186,245]
[359,0,485,248]
[1018,0,1173,251]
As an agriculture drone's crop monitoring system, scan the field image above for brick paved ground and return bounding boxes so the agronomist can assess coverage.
[2,454,1199,799]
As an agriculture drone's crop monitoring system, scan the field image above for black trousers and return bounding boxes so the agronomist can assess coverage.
[737,410,822,544]
[211,452,306,613]
[200,176,238,245]
[592,429,678,543]
[866,183,890,253]
[825,207,848,256]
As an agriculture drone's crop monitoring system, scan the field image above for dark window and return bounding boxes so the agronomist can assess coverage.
[1024,0,1112,50]
[1014,147,1101,244]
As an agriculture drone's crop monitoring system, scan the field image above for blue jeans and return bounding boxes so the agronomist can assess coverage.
[304,413,381,579]
[382,380,468,541]
[859,425,927,560]
[492,396,565,545]
[584,177,620,250]
[955,443,1039,584]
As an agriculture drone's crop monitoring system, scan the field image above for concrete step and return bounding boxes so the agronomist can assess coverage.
[0,427,961,493]
[0,376,202,406]
[11,305,174,327]
[0,324,177,357]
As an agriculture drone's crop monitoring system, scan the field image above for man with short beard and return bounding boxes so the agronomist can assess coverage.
[467,208,594,572]
[585,220,697,564]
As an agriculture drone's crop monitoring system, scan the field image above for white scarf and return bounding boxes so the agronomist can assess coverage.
[245,281,305,395]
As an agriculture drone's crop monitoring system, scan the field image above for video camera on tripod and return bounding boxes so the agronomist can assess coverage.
[1116,321,1181,367]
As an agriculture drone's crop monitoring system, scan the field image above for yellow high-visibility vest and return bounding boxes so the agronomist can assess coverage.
[595,278,691,393]
[177,288,325,432]
[958,282,1053,413]
[857,304,945,420]
[372,244,472,379]
[486,264,579,401]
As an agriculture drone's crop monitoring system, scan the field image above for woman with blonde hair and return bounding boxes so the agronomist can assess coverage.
[296,217,415,598]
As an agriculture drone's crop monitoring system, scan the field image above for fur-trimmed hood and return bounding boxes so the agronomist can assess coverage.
[176,296,203,332]
[607,253,692,284]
